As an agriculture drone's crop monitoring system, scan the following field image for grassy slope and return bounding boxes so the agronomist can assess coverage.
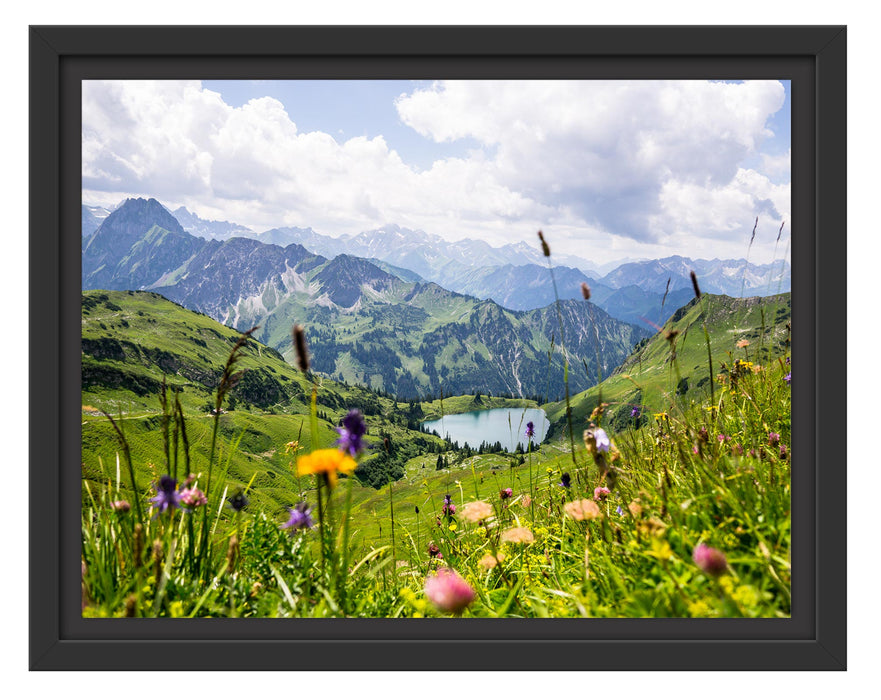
[543,292,791,432]
[81,290,447,516]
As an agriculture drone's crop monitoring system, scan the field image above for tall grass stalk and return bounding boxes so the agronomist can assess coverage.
[538,231,578,469]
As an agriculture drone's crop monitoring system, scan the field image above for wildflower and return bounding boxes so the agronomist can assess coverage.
[297,448,357,489]
[594,428,611,453]
[594,486,611,500]
[698,427,709,443]
[736,339,750,348]
[521,494,532,508]
[179,487,207,508]
[731,443,744,456]
[110,500,131,513]
[784,372,791,384]
[442,493,456,517]
[478,553,502,570]
[227,490,249,512]
[424,568,475,615]
[281,502,314,532]
[150,476,182,515]
[428,542,440,558]
[284,440,300,455]
[500,488,513,500]
[335,409,367,457]
[525,421,535,439]
[718,434,730,443]
[779,444,788,460]
[692,543,729,577]
[461,500,493,523]
[616,505,625,516]
[564,499,601,521]
[653,412,668,421]
[630,406,641,419]
[501,527,535,544]
[768,432,780,447]
[448,523,457,532]
[559,472,571,489]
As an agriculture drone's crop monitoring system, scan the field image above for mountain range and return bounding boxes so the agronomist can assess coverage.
[82,197,790,398]
[82,198,650,399]
[83,201,790,328]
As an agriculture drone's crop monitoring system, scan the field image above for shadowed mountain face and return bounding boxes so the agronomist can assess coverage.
[81,198,650,400]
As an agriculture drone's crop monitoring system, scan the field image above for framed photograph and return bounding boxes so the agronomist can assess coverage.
[30,25,846,670]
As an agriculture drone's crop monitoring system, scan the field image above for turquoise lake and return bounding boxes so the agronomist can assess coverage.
[421,407,550,452]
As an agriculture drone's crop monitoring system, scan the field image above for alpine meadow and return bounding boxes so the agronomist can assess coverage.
[80,79,793,619]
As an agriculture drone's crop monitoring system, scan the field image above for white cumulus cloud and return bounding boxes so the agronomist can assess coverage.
[83,79,790,262]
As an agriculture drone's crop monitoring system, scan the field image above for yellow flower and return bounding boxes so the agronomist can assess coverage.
[563,499,601,521]
[448,523,457,532]
[647,538,672,560]
[297,448,357,488]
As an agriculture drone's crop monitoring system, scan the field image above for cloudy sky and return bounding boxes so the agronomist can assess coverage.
[83,79,790,264]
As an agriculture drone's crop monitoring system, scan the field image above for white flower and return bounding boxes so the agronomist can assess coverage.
[594,428,611,453]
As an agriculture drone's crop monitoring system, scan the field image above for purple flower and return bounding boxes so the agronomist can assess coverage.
[227,490,249,512]
[594,428,611,453]
[559,472,571,489]
[442,493,456,517]
[594,486,611,500]
[424,568,475,615]
[149,476,183,515]
[630,406,641,418]
[692,543,728,577]
[282,502,314,532]
[784,372,791,384]
[525,421,535,439]
[335,409,367,457]
[616,505,625,516]
[768,432,780,447]
[500,488,513,500]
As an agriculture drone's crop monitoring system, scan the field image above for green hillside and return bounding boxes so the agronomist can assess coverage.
[81,290,450,514]
[543,292,791,433]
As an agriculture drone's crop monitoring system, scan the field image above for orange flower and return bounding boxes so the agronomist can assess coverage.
[500,527,535,544]
[297,448,357,488]
[564,499,601,521]
[461,501,493,523]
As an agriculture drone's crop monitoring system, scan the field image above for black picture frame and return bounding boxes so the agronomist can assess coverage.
[30,25,846,671]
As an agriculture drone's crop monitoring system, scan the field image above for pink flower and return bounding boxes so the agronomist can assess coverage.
[692,543,728,577]
[594,486,611,500]
[180,487,208,508]
[424,568,475,614]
